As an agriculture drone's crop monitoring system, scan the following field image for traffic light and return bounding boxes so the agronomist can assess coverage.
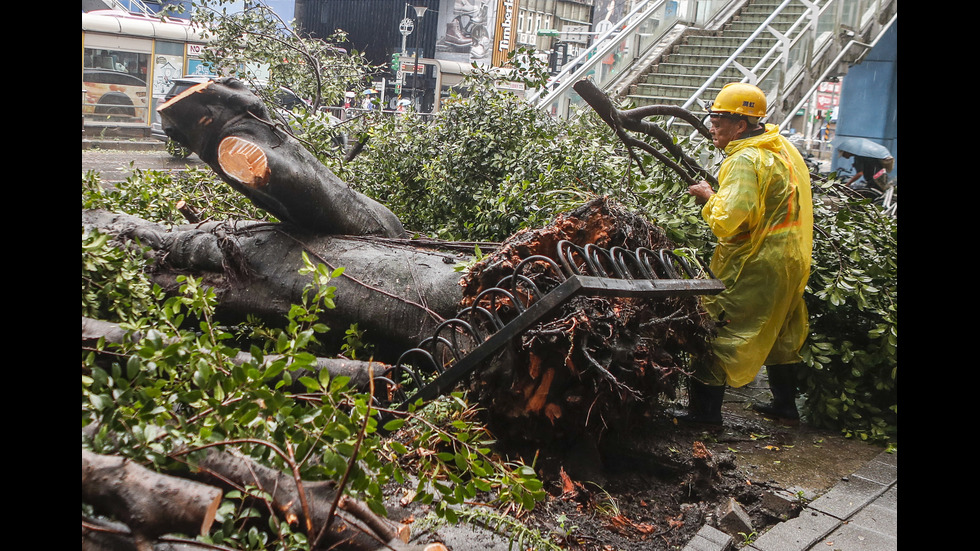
[390,52,401,73]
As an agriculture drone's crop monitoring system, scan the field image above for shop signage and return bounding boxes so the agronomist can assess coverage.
[815,81,840,110]
[492,0,518,66]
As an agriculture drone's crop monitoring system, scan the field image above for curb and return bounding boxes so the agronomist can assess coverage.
[83,139,166,151]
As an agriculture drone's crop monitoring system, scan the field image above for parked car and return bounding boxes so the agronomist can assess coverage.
[151,76,346,156]
[83,68,149,119]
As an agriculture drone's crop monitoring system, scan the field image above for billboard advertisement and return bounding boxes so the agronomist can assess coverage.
[435,0,517,67]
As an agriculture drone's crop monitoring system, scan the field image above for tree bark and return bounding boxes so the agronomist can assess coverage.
[82,209,466,361]
[81,449,222,540]
[157,78,405,238]
[81,448,444,551]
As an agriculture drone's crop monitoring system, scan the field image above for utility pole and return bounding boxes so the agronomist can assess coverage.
[408,4,427,110]
[398,4,427,109]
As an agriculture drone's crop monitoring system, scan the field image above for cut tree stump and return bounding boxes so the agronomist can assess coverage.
[157,77,406,238]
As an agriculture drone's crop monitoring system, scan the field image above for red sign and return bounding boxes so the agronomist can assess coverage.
[815,81,840,110]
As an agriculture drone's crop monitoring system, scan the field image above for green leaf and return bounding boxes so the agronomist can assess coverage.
[383,418,405,431]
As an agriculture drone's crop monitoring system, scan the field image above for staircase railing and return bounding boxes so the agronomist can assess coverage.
[531,0,736,119]
[777,10,896,134]
[668,0,827,129]
[668,0,896,135]
[780,6,898,128]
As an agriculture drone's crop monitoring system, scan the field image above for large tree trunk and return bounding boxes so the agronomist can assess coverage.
[82,209,466,361]
[157,77,405,238]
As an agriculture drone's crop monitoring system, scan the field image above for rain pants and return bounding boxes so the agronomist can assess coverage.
[697,124,813,388]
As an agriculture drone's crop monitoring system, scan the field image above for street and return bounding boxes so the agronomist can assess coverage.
[82,148,206,183]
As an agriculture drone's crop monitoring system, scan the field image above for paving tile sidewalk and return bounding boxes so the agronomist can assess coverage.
[684,450,897,551]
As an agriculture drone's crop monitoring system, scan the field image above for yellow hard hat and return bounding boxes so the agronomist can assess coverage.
[709,82,767,118]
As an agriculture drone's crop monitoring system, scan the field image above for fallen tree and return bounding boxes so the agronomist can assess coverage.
[84,78,725,447]
[82,78,723,550]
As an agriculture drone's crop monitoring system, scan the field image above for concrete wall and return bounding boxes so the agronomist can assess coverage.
[831,23,898,179]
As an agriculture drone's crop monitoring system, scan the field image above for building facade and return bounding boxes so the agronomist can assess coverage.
[294,0,629,111]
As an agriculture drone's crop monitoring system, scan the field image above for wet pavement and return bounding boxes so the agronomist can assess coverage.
[82,140,205,182]
[682,371,898,551]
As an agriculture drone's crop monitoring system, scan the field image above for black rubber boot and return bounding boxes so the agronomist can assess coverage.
[752,363,801,425]
[675,379,725,427]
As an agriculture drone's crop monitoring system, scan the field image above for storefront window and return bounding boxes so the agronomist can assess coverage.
[83,47,151,122]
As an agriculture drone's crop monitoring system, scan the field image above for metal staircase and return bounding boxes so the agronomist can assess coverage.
[627,0,809,109]
[534,0,897,133]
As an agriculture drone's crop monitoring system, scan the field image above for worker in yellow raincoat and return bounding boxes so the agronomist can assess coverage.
[681,82,813,427]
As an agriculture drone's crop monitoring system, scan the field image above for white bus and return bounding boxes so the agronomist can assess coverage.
[82,10,210,125]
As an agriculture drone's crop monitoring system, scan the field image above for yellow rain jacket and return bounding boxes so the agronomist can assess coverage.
[699,124,813,388]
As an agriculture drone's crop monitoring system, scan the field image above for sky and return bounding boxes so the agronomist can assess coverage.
[218,1,294,22]
[260,0,294,22]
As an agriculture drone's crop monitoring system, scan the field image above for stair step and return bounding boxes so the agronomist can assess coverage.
[671,43,772,57]
[662,53,764,67]
[725,19,799,35]
[646,63,745,80]
[632,78,740,100]
[684,35,778,48]
[639,73,738,87]
[734,11,804,24]
[623,94,689,108]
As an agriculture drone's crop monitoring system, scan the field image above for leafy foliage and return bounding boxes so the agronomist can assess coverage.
[82,172,547,550]
[799,181,897,442]
[81,227,161,325]
[339,71,636,241]
[83,167,272,224]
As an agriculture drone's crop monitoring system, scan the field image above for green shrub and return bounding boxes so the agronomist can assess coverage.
[800,181,897,443]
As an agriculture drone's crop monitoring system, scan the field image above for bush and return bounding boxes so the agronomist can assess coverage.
[800,181,898,443]
[339,75,632,242]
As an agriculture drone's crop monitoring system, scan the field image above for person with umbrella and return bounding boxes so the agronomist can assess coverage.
[834,136,893,194]
[361,89,378,110]
[682,83,814,427]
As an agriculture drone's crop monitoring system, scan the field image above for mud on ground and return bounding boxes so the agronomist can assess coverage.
[390,374,885,550]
